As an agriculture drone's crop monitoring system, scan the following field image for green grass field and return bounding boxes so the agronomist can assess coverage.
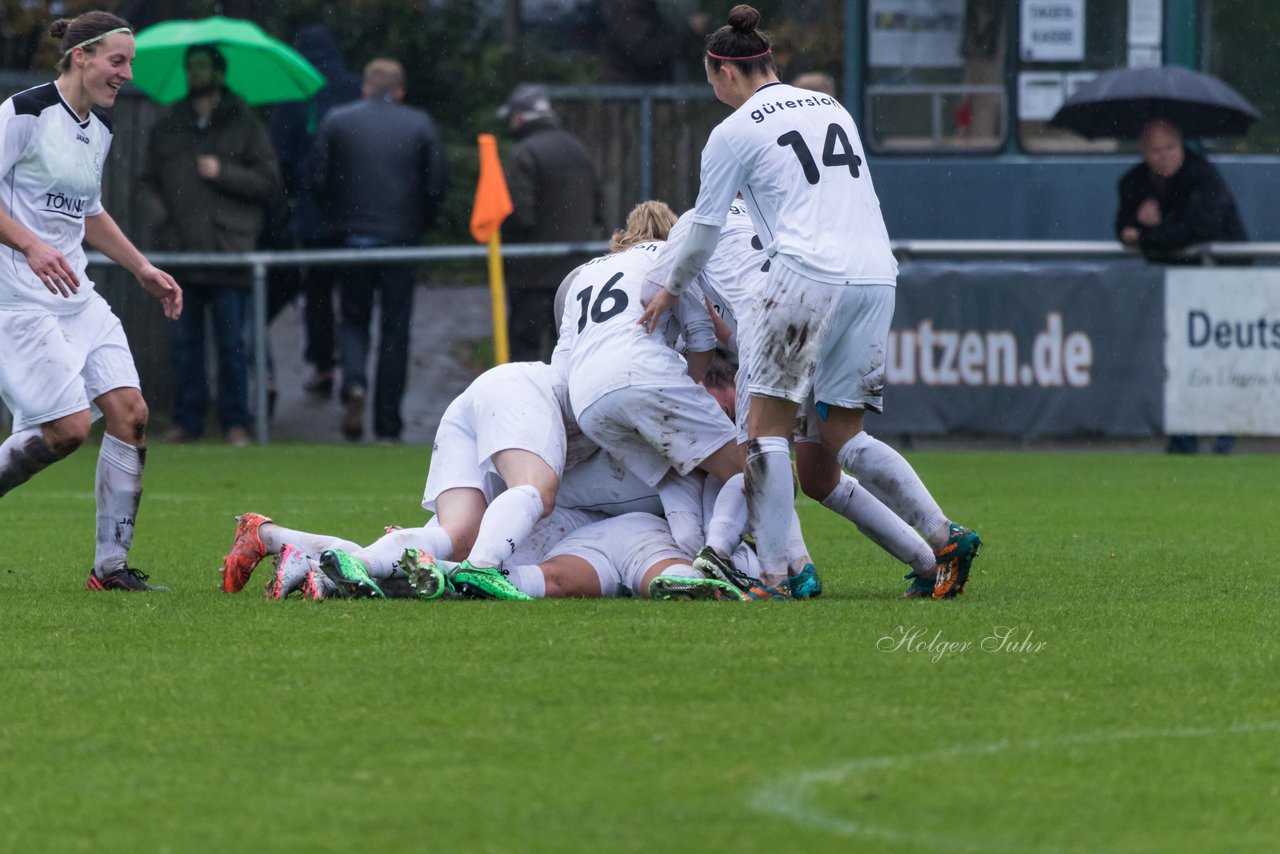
[1,443,1276,852]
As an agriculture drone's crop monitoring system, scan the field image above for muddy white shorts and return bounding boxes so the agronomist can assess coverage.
[745,260,894,413]
[422,364,568,512]
[0,294,139,432]
[555,448,664,517]
[544,512,687,597]
[576,382,737,488]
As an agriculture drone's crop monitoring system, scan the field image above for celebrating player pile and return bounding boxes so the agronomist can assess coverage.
[217,5,980,604]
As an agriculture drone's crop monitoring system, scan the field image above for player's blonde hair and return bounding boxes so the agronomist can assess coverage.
[610,200,677,252]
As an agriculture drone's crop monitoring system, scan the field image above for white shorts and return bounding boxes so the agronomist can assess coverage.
[746,261,894,413]
[0,295,139,432]
[733,315,820,445]
[544,512,687,597]
[577,383,737,488]
[554,448,663,517]
[422,364,568,512]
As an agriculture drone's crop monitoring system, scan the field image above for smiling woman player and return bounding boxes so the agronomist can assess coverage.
[0,12,182,591]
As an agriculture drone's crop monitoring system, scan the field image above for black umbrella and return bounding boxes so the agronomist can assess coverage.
[1049,66,1260,139]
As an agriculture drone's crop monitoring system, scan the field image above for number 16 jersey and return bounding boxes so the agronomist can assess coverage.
[552,241,713,418]
[689,82,897,287]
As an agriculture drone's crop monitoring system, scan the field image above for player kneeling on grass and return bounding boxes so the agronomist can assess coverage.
[220,360,595,599]
[552,202,751,576]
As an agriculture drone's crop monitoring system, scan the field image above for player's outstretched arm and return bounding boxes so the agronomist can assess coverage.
[85,211,182,319]
[0,206,79,296]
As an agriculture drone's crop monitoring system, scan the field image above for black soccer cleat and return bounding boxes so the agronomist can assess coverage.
[86,567,170,591]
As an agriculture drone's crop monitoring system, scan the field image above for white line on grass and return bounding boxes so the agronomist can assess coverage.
[750,720,1280,851]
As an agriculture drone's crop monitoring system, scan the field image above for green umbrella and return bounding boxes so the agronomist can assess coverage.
[131,16,325,105]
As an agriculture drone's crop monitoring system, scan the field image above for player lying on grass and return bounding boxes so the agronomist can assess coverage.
[401,511,754,601]
[223,504,752,602]
[221,360,596,598]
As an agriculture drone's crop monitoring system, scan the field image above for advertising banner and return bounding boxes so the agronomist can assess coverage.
[1164,268,1280,435]
[867,261,1164,437]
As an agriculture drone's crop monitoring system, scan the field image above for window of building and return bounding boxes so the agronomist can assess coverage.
[1017,0,1156,153]
[864,0,1009,153]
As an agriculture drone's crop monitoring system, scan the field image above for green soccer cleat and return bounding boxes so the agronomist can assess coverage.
[400,548,453,600]
[932,523,982,600]
[691,545,761,592]
[648,574,747,601]
[449,560,532,601]
[788,563,824,599]
[319,548,385,599]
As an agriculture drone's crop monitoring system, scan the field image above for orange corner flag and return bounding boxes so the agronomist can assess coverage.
[470,134,513,244]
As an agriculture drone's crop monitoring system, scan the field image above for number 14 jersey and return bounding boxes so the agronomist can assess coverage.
[689,82,897,287]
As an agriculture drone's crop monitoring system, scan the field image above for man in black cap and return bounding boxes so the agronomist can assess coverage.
[499,84,602,362]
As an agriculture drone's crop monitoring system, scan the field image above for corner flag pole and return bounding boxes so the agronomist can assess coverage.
[470,134,514,365]
[487,232,509,365]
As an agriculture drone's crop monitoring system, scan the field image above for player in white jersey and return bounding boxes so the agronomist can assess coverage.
[552,201,743,556]
[640,6,981,600]
[0,12,182,591]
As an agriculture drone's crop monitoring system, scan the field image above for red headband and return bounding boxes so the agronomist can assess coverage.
[706,47,773,62]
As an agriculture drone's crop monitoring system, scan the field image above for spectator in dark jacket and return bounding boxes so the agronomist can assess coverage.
[139,45,281,446]
[269,24,362,398]
[1116,119,1248,263]
[499,84,602,361]
[309,58,448,442]
[1116,118,1248,455]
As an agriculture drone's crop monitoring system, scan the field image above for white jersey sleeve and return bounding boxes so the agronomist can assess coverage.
[0,98,35,181]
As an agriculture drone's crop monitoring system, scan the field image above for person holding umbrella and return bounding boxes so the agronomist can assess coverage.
[1115,118,1248,265]
[139,43,281,446]
[0,11,182,590]
[1115,118,1248,456]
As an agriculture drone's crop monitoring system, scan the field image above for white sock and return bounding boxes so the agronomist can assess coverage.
[657,470,705,555]
[836,431,950,547]
[705,472,747,558]
[355,525,454,579]
[0,428,60,497]
[822,473,936,578]
[260,524,361,560]
[94,434,144,574]
[505,563,547,598]
[786,509,812,574]
[745,436,794,582]
[468,484,545,568]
